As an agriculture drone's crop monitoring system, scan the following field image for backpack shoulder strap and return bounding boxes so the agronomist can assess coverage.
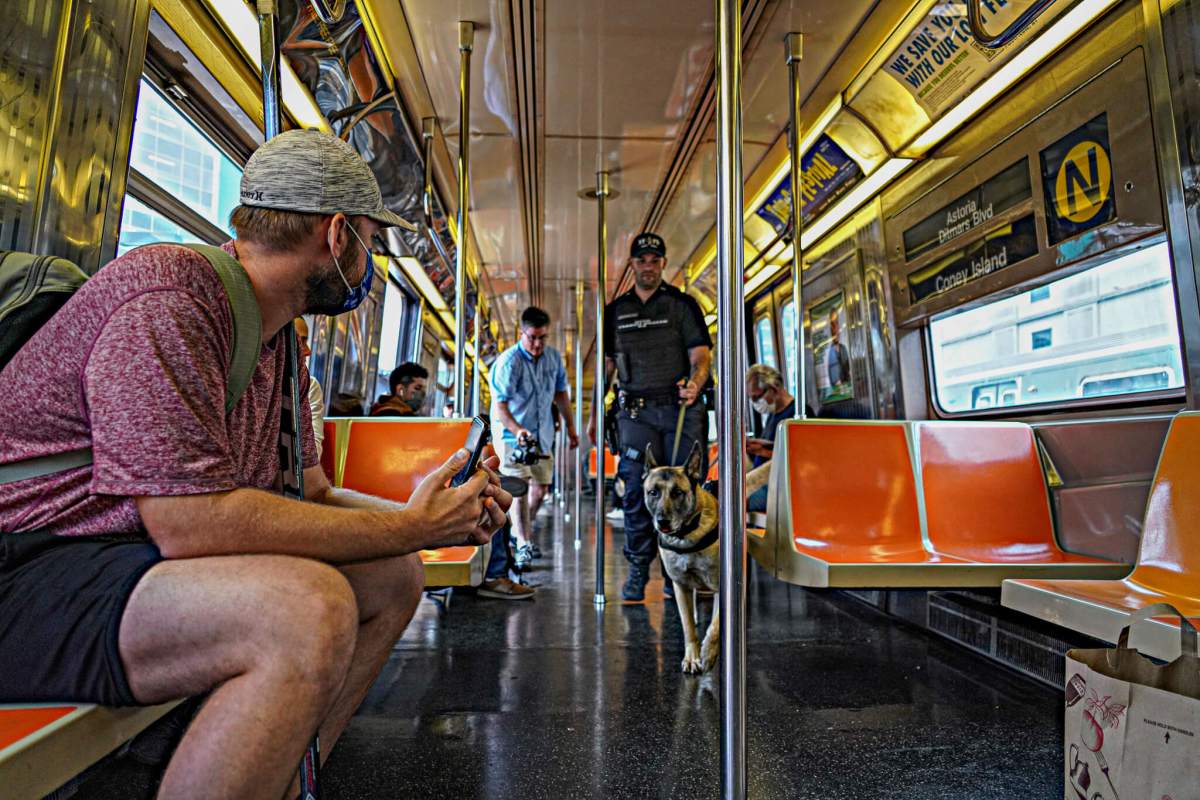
[184,244,263,414]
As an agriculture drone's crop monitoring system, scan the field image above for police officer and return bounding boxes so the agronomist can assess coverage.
[588,232,712,601]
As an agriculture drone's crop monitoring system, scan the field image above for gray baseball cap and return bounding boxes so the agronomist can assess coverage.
[239,129,417,231]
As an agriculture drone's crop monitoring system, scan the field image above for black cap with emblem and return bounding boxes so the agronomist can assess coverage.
[630,232,666,259]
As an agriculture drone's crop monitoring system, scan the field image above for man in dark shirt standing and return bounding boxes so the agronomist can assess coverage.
[589,233,712,601]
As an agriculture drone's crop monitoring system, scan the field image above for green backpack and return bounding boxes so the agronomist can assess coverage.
[0,244,262,485]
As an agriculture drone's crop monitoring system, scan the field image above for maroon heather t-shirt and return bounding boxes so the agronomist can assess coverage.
[0,242,318,536]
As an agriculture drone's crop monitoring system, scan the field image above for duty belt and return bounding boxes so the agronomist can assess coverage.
[618,389,679,410]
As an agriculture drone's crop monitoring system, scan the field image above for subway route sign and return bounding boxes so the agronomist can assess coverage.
[1039,114,1116,245]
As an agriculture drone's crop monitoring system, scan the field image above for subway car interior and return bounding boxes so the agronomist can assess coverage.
[3,0,1200,797]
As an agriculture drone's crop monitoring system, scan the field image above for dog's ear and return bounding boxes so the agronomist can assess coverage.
[684,442,703,483]
[645,443,658,469]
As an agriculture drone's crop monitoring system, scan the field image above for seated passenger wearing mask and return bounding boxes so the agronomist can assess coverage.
[0,129,512,799]
[371,362,428,416]
[744,364,800,512]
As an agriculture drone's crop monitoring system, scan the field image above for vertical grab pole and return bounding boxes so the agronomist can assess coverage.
[592,171,610,607]
[785,33,807,420]
[574,280,585,549]
[453,21,475,416]
[472,299,482,417]
[256,2,320,797]
[715,0,747,797]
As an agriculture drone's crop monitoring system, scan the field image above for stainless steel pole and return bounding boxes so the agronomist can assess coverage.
[592,170,610,607]
[785,32,807,420]
[715,0,747,797]
[472,299,482,417]
[574,280,585,549]
[453,21,475,416]
[257,3,320,797]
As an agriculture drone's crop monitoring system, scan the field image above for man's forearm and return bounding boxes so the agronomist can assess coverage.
[139,488,431,563]
[554,391,575,434]
[311,485,405,513]
[689,347,712,387]
[496,401,524,438]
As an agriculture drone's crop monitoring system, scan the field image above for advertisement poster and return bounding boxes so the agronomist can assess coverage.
[755,135,863,234]
[809,291,853,404]
[880,0,1056,118]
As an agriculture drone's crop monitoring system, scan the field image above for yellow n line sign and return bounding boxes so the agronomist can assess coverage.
[1040,114,1116,245]
[1054,140,1112,223]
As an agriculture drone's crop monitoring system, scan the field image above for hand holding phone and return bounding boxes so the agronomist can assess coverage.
[451,415,491,487]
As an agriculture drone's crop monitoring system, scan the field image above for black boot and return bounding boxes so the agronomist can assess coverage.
[622,562,649,601]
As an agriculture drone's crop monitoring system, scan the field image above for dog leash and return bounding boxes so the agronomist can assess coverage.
[670,400,687,465]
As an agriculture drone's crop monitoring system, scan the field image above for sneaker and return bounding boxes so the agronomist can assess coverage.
[622,564,649,601]
[514,543,535,571]
[663,580,675,601]
[477,577,536,600]
[529,542,543,558]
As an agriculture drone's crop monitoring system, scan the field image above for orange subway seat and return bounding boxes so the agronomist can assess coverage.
[0,706,76,751]
[588,447,618,480]
[340,419,472,502]
[1003,412,1200,660]
[784,422,926,560]
[916,422,1114,566]
[337,419,486,586]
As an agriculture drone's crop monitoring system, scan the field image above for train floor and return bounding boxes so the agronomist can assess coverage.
[70,499,1064,799]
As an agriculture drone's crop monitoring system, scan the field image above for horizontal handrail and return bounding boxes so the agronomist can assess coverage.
[967,0,1056,49]
[308,0,346,24]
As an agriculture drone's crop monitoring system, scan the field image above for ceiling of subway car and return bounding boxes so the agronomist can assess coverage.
[351,0,883,378]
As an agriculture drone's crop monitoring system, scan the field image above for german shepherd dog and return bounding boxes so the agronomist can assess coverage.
[643,442,720,673]
[644,442,773,674]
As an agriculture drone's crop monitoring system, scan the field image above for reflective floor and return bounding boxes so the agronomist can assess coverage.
[72,497,1064,799]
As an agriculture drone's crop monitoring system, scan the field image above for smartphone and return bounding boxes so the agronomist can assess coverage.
[450,415,491,487]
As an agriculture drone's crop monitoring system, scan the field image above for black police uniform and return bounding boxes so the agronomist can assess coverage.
[603,279,712,571]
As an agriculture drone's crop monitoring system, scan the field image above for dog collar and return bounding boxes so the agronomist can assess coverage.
[658,514,719,554]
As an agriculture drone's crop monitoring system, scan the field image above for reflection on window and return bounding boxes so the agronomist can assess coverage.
[117,196,195,255]
[780,300,797,397]
[754,316,777,369]
[129,80,242,235]
[930,241,1184,412]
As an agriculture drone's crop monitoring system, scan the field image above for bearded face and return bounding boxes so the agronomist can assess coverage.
[303,228,362,316]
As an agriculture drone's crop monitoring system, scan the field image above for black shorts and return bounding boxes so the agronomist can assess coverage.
[0,531,162,706]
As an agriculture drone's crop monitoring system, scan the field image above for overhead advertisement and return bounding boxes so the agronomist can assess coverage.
[1039,114,1116,245]
[755,135,863,234]
[881,0,1058,118]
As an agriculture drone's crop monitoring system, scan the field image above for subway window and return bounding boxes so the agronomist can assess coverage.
[779,300,797,397]
[117,78,243,254]
[929,241,1184,413]
[754,315,777,369]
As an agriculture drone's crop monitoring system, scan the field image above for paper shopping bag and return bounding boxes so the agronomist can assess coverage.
[1064,603,1200,800]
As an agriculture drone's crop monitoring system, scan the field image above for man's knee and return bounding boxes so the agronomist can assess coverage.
[266,561,359,688]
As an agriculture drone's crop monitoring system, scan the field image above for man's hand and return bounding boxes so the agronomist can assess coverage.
[586,417,598,445]
[567,431,579,449]
[678,378,700,406]
[405,450,511,549]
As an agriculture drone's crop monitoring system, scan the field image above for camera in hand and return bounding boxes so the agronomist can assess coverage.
[509,437,549,466]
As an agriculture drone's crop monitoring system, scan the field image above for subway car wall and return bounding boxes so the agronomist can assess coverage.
[742,1,1188,570]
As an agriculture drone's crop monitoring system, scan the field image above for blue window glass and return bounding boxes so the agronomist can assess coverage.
[1031,329,1053,350]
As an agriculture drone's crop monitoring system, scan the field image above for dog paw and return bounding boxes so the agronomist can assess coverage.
[699,643,719,673]
[681,645,702,674]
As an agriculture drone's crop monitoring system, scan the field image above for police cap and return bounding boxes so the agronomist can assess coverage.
[630,233,666,259]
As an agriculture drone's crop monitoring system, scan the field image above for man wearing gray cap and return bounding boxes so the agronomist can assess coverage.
[0,130,511,799]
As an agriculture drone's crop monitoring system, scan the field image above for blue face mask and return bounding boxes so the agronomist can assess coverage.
[330,222,374,313]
